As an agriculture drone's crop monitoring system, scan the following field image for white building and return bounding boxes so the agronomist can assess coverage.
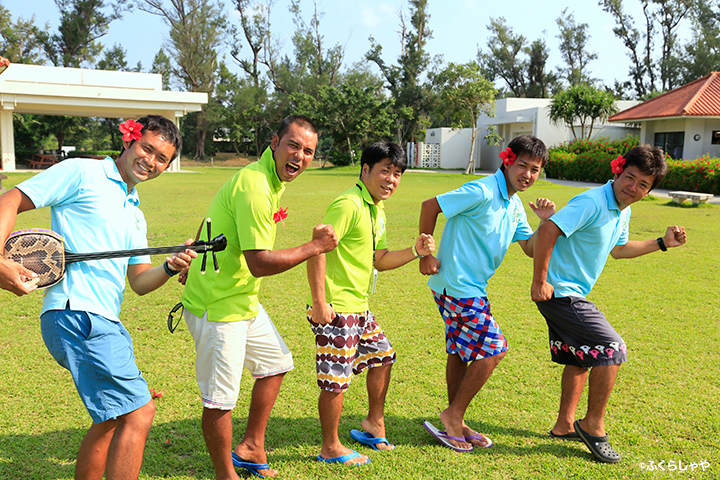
[412,97,640,171]
[609,72,720,160]
[476,98,641,170]
[409,127,473,169]
[0,63,208,171]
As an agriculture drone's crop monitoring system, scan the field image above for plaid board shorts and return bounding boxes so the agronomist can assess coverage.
[432,290,508,362]
[306,306,396,393]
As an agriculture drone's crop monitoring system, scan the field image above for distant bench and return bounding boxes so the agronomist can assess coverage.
[668,191,714,205]
[27,154,61,169]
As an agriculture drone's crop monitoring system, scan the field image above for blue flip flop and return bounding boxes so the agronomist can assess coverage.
[316,449,370,465]
[350,428,395,451]
[231,451,268,478]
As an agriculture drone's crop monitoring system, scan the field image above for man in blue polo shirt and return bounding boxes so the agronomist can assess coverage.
[0,115,196,480]
[418,135,554,451]
[531,144,686,463]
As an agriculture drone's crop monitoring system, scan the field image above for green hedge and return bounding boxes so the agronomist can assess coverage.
[663,155,720,194]
[546,136,720,194]
[66,150,120,159]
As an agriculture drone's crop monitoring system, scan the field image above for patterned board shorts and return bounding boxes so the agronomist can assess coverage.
[535,296,627,368]
[306,306,396,393]
[432,290,508,362]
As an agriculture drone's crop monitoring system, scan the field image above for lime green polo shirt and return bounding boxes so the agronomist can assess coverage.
[308,181,388,313]
[182,147,285,322]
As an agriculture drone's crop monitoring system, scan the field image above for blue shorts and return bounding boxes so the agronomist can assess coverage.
[432,291,508,362]
[41,306,151,423]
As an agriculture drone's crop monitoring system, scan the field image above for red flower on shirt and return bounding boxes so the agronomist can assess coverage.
[611,155,626,174]
[120,119,144,142]
[499,147,516,166]
[273,207,288,226]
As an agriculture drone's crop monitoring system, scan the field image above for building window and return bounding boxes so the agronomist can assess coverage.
[712,131,720,145]
[655,132,684,159]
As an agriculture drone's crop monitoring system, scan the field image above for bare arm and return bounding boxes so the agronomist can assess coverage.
[518,197,557,258]
[418,197,442,275]
[374,233,435,271]
[127,239,198,295]
[0,188,40,295]
[611,225,687,259]
[530,220,563,302]
[307,253,336,325]
[244,224,337,278]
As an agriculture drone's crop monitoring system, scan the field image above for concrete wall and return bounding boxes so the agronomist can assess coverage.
[424,127,474,169]
[641,117,720,160]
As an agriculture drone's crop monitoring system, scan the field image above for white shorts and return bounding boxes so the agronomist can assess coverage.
[184,304,294,410]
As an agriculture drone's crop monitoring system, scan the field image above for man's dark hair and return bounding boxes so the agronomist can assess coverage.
[360,142,407,175]
[276,115,318,140]
[132,115,182,162]
[501,134,549,171]
[622,144,668,190]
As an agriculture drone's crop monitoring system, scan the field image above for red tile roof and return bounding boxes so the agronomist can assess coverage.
[609,72,720,122]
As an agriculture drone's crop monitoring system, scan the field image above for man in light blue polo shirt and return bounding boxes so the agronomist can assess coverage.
[531,144,687,463]
[418,135,554,451]
[0,115,197,480]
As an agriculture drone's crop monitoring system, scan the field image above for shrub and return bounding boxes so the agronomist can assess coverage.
[551,135,640,156]
[547,138,720,194]
[662,155,720,194]
[66,150,120,159]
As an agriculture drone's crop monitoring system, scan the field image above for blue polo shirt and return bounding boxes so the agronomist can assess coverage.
[547,180,630,298]
[17,157,150,321]
[428,169,533,299]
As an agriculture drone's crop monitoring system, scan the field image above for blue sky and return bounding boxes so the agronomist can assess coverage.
[3,0,687,89]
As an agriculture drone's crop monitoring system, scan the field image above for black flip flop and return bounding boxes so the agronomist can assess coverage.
[574,419,622,463]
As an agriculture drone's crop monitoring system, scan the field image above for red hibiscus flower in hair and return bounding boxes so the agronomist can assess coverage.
[611,155,626,174]
[499,147,516,166]
[120,119,144,142]
[273,207,288,226]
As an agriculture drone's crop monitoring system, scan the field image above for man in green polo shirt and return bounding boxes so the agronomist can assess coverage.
[181,115,338,479]
[307,142,434,465]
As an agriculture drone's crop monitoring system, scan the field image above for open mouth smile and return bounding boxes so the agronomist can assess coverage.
[286,162,300,174]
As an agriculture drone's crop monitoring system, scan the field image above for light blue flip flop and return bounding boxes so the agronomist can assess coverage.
[350,428,395,451]
[316,449,370,465]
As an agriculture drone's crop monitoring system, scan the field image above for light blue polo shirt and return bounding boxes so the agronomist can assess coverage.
[428,169,533,299]
[547,180,630,298]
[17,157,150,321]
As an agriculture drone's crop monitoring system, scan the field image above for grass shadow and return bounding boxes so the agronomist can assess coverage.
[0,413,591,479]
[662,200,715,208]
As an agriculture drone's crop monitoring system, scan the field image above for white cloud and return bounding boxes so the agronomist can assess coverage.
[360,3,396,29]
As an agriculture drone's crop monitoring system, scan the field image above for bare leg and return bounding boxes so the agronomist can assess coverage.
[318,389,368,465]
[551,365,588,436]
[202,408,241,480]
[360,365,394,450]
[75,420,116,480]
[579,364,620,436]
[234,374,286,477]
[446,353,467,405]
[440,351,505,449]
[74,401,157,480]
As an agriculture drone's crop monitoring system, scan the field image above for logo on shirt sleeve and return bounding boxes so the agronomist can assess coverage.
[377,214,386,239]
[511,206,521,226]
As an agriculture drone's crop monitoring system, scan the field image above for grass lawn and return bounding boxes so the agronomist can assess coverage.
[0,165,717,479]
